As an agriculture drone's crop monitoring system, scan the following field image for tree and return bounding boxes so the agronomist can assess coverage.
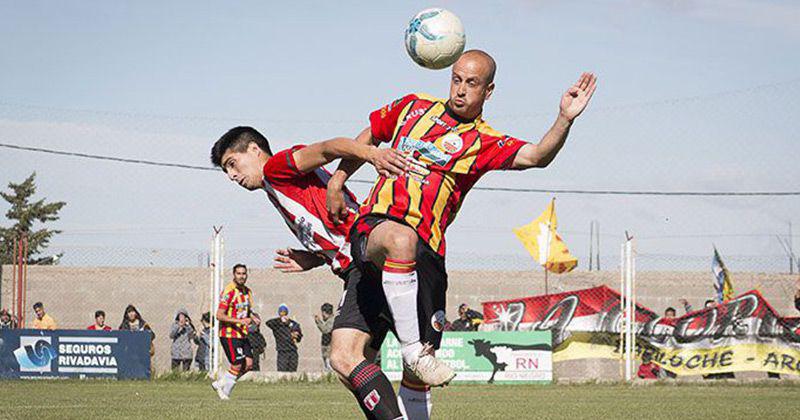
[0,172,66,265]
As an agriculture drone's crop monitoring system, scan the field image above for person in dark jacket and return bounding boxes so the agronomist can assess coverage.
[119,304,155,377]
[265,304,303,372]
[449,303,483,332]
[193,312,211,371]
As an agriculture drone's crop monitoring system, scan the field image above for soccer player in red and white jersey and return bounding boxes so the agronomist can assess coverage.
[327,50,597,414]
[210,128,416,418]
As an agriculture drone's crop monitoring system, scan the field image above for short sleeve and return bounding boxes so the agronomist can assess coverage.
[218,289,233,311]
[263,145,307,181]
[476,136,529,173]
[368,94,417,143]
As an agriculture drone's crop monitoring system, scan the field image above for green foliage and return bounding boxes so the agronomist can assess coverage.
[0,172,66,265]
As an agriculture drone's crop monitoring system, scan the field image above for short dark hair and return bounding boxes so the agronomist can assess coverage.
[232,263,247,273]
[210,126,272,168]
[664,307,676,315]
[95,310,105,318]
[321,303,333,314]
[201,312,211,323]
[33,302,43,310]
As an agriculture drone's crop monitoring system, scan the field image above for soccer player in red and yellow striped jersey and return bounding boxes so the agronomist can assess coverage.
[328,50,597,410]
[212,264,259,400]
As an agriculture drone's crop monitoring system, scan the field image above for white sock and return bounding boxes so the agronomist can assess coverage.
[222,371,237,395]
[383,258,422,364]
[398,383,432,420]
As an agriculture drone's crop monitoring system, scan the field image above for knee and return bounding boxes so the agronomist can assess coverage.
[330,347,357,377]
[384,225,417,259]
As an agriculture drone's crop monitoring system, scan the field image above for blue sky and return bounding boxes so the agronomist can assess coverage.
[1,1,798,270]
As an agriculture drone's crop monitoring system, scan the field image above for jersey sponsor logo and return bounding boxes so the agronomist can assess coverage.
[363,389,381,411]
[398,136,452,166]
[429,114,455,132]
[431,310,447,332]
[441,132,463,154]
[399,108,427,126]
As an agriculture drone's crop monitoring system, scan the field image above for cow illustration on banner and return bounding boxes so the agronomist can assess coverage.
[482,286,800,376]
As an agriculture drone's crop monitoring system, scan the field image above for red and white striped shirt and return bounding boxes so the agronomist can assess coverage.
[262,145,359,273]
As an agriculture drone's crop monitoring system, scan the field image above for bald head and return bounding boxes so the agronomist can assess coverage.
[456,50,497,84]
[448,49,497,121]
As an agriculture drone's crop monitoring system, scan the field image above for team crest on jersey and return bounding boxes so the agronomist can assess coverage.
[431,310,447,332]
[440,132,463,154]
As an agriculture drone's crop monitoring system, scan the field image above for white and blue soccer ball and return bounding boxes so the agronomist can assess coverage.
[404,8,466,70]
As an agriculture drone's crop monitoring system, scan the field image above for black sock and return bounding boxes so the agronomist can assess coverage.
[348,388,378,420]
[347,360,403,420]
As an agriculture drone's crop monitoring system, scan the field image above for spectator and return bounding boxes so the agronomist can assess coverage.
[637,353,661,380]
[678,298,716,314]
[87,310,112,331]
[0,309,17,329]
[449,303,483,332]
[265,304,303,372]
[32,302,57,330]
[119,304,156,375]
[794,280,800,312]
[314,303,335,372]
[660,307,678,378]
[194,312,211,372]
[169,308,196,371]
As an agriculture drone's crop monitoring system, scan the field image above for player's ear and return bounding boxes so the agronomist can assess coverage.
[248,142,262,156]
[485,82,495,101]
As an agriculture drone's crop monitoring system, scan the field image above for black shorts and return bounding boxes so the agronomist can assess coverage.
[220,336,253,365]
[334,214,448,350]
[332,265,393,352]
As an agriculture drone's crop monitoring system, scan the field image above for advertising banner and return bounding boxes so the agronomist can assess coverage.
[0,329,151,379]
[482,286,800,376]
[381,331,552,384]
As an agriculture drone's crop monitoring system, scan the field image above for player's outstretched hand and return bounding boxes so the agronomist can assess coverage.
[369,147,408,179]
[560,72,598,122]
[273,248,326,273]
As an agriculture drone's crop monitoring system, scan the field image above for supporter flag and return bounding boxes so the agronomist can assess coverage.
[712,246,734,303]
[513,198,577,274]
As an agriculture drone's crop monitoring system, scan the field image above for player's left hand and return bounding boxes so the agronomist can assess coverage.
[369,147,408,178]
[560,72,597,122]
[273,248,326,273]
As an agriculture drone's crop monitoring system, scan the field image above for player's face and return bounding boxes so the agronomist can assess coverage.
[233,267,248,286]
[221,143,266,191]
[448,57,494,120]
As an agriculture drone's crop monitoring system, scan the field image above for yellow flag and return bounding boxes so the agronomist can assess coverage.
[513,199,578,274]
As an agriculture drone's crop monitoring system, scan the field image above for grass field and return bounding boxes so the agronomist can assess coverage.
[1,379,798,419]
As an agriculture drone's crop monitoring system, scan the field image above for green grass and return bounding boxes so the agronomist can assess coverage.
[1,380,798,419]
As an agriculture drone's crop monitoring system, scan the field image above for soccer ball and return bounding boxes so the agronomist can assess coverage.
[404,8,466,70]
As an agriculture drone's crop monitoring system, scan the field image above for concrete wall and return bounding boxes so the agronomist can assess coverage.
[2,265,797,378]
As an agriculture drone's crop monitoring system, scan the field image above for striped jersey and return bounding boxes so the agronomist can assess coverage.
[218,282,253,339]
[361,93,529,257]
[262,145,360,273]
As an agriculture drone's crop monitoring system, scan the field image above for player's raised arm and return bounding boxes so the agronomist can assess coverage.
[512,72,597,170]
[326,127,376,223]
[292,136,408,177]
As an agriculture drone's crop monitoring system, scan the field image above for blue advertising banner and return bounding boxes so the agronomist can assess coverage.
[0,329,151,379]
